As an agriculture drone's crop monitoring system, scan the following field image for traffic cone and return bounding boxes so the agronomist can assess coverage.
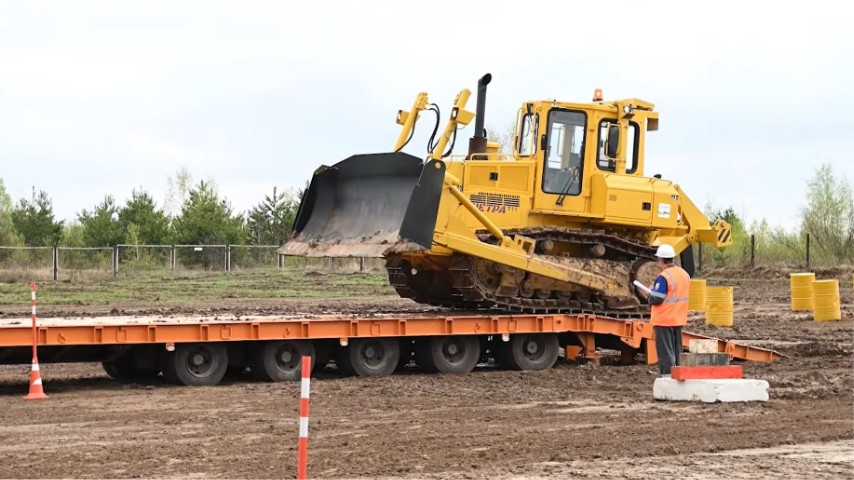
[24,359,48,401]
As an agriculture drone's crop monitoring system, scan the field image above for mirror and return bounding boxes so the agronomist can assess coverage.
[606,124,620,158]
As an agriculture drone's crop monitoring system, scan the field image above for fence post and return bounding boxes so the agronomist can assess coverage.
[171,245,176,272]
[698,244,703,272]
[359,257,364,272]
[278,254,284,269]
[750,234,755,269]
[805,233,810,269]
[226,245,231,273]
[52,246,58,281]
[112,246,119,278]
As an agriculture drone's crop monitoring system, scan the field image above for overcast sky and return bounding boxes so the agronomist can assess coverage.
[1,1,852,230]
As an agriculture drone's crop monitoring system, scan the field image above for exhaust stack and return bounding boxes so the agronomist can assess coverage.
[467,73,492,159]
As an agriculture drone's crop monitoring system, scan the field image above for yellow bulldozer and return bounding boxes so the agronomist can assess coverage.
[278,74,732,317]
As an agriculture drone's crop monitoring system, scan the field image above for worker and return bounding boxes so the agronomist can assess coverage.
[647,244,690,377]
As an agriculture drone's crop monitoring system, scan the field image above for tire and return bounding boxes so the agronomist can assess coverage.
[501,334,559,371]
[336,338,399,377]
[162,343,229,386]
[102,357,160,383]
[249,340,315,382]
[415,336,480,374]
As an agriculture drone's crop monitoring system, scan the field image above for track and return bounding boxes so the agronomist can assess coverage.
[387,228,658,319]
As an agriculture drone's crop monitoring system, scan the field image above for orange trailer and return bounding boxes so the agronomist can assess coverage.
[0,312,784,386]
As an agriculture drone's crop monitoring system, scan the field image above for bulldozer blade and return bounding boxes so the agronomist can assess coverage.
[278,153,445,258]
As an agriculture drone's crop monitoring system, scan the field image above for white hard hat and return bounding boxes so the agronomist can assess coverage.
[655,244,676,259]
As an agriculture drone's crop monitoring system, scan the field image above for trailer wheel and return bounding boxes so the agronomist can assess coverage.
[162,343,228,386]
[337,338,399,377]
[249,340,315,382]
[415,336,480,374]
[102,358,160,382]
[502,334,559,371]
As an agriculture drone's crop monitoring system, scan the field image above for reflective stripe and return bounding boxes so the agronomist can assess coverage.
[662,270,677,294]
[299,417,309,438]
[664,297,689,304]
[300,378,310,398]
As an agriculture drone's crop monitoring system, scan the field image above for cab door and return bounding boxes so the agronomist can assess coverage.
[532,108,591,216]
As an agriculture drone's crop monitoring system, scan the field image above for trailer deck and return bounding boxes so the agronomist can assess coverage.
[0,312,785,382]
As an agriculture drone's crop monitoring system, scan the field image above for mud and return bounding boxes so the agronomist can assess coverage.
[0,267,851,479]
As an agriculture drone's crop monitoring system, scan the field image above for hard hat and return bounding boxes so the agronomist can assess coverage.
[655,244,676,259]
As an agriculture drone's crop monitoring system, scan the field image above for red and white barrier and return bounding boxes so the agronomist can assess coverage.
[297,355,311,479]
[25,282,48,401]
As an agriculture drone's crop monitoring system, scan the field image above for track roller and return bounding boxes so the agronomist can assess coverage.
[415,336,481,374]
[162,343,229,386]
[249,340,316,382]
[496,334,559,371]
[336,338,400,377]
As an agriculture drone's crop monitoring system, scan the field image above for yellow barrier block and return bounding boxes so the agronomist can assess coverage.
[689,279,707,312]
[790,272,815,311]
[813,279,841,322]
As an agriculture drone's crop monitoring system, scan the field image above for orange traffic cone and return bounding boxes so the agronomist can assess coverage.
[24,359,48,401]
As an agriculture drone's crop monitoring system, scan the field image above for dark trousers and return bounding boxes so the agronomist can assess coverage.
[654,326,683,375]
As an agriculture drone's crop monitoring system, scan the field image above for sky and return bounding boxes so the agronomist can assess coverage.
[1,0,852,231]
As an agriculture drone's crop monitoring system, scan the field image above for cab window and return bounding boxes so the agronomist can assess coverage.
[542,110,586,195]
[518,113,537,156]
[597,120,639,173]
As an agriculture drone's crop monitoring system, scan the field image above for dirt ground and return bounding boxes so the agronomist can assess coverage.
[0,267,852,479]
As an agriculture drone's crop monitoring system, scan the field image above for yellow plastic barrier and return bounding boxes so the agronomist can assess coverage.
[706,286,733,327]
[812,279,841,322]
[689,279,707,312]
[789,272,815,311]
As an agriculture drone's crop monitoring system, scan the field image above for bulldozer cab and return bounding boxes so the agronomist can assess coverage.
[520,98,656,216]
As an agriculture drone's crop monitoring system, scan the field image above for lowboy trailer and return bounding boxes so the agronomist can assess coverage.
[0,312,784,386]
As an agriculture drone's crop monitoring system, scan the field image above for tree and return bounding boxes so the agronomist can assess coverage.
[0,179,22,246]
[172,180,246,246]
[119,188,171,245]
[800,163,854,263]
[164,167,193,218]
[486,122,516,153]
[11,188,63,246]
[78,195,124,247]
[705,205,749,265]
[247,187,298,246]
[61,221,86,248]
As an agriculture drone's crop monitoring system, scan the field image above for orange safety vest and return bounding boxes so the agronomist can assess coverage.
[650,265,690,327]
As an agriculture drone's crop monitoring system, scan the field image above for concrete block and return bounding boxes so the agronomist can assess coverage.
[680,352,731,366]
[653,378,769,403]
[688,339,719,353]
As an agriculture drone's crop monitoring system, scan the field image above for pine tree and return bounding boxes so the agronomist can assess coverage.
[11,188,63,247]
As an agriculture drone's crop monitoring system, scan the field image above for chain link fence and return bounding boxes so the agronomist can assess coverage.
[0,245,387,281]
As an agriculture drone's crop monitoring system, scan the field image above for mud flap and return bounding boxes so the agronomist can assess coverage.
[278,153,445,258]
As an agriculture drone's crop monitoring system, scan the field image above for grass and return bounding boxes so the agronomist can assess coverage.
[0,269,395,310]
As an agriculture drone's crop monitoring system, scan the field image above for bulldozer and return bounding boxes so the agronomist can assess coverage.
[278,74,732,317]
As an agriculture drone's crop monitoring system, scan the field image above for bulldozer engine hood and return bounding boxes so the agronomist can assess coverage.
[277,152,444,258]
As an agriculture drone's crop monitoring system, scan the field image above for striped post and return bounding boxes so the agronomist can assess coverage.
[297,355,311,480]
[25,282,48,400]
